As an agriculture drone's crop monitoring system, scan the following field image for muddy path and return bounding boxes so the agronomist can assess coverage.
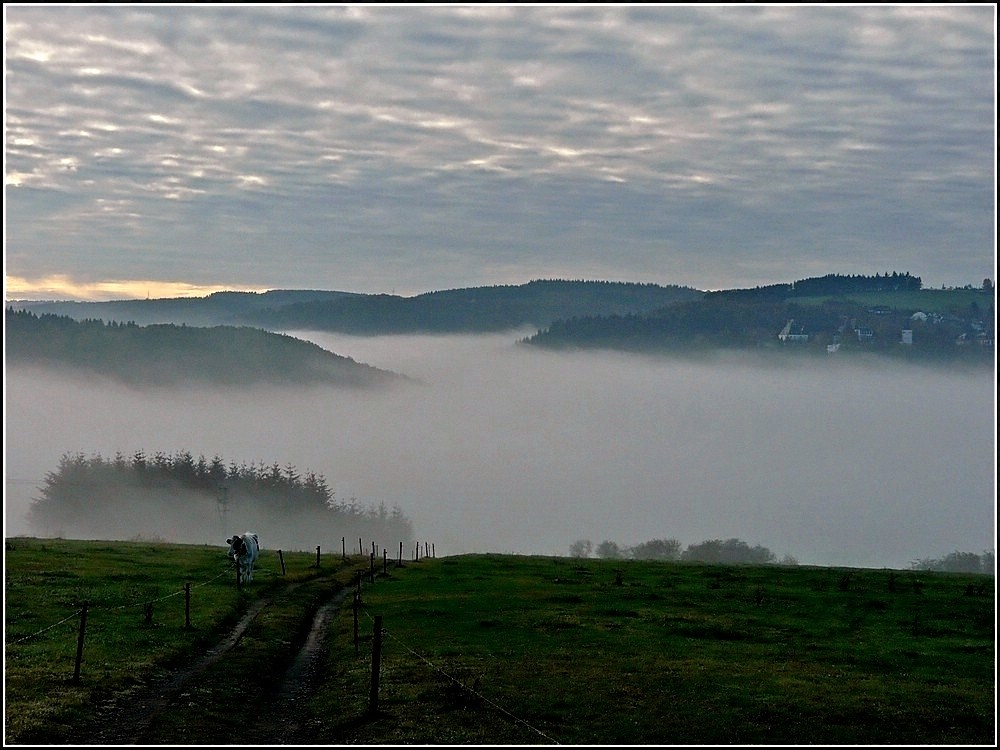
[69,576,354,745]
[245,586,352,745]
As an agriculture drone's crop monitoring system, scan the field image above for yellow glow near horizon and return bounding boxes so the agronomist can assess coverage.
[4,275,272,302]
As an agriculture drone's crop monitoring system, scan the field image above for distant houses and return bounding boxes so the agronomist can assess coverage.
[854,325,874,342]
[777,319,809,343]
[773,306,994,356]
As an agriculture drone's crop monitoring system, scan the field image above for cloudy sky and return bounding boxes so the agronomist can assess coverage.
[4,4,996,300]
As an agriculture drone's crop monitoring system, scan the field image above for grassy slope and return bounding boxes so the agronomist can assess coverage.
[4,540,996,745]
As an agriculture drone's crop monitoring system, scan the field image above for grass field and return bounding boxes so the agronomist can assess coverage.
[4,538,996,745]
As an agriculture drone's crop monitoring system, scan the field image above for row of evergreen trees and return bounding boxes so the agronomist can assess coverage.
[706,272,923,301]
[28,450,413,552]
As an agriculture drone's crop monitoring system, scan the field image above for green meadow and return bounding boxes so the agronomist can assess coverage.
[4,538,995,745]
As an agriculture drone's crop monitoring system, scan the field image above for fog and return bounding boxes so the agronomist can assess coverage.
[4,330,996,570]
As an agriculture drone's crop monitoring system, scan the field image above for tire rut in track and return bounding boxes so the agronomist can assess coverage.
[73,578,352,745]
[247,586,353,744]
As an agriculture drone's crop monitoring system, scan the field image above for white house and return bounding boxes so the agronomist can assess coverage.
[778,319,809,343]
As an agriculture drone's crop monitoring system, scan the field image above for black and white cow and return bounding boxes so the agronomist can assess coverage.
[226,532,260,584]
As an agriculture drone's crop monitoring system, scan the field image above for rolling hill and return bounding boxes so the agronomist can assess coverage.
[9,280,703,333]
[4,309,402,387]
[524,273,995,364]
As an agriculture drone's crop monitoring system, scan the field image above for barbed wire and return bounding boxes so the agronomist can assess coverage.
[357,603,560,745]
[7,609,83,646]
[6,563,233,645]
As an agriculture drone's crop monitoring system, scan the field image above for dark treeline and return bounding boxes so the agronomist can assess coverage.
[27,451,414,553]
[10,279,704,333]
[242,279,703,334]
[705,272,924,301]
[4,308,399,387]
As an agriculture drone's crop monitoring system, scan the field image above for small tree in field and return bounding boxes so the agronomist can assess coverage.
[630,538,682,561]
[569,539,592,558]
[595,540,625,559]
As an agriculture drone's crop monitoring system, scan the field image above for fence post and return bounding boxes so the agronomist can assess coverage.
[316,546,321,568]
[72,601,88,684]
[398,541,403,568]
[383,549,388,576]
[359,537,363,556]
[342,536,346,561]
[184,584,191,629]
[353,590,360,657]
[368,615,383,715]
[369,552,375,583]
[278,550,286,576]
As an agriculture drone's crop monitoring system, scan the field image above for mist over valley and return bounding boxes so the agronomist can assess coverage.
[5,328,994,570]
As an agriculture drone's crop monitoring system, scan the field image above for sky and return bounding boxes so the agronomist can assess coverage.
[3,4,997,301]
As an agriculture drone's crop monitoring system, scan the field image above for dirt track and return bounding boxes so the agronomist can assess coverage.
[70,578,352,745]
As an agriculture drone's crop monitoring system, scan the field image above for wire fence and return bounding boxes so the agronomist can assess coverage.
[6,539,559,744]
[355,602,561,744]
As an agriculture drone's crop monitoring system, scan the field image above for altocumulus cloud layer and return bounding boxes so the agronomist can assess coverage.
[4,333,995,570]
[4,5,996,298]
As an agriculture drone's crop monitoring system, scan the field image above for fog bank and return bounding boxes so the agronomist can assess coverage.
[5,331,996,569]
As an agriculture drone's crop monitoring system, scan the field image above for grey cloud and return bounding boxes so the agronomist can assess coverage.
[4,4,995,293]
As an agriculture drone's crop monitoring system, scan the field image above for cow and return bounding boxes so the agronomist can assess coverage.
[226,532,260,585]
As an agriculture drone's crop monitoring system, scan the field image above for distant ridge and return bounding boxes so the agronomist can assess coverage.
[4,309,402,388]
[9,275,991,367]
[524,273,994,365]
[8,280,702,333]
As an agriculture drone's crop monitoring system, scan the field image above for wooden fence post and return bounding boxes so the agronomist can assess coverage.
[72,601,88,684]
[315,546,321,568]
[383,549,388,576]
[398,541,403,568]
[342,536,346,560]
[353,590,360,657]
[184,584,191,629]
[369,552,375,583]
[278,550,286,576]
[368,615,383,715]
[359,537,363,556]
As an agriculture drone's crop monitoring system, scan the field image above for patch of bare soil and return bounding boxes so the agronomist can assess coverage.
[246,587,352,744]
[69,580,351,745]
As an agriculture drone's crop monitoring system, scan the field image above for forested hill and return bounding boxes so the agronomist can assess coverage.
[243,279,703,333]
[10,280,703,333]
[4,309,402,388]
[524,273,995,365]
[6,289,363,328]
